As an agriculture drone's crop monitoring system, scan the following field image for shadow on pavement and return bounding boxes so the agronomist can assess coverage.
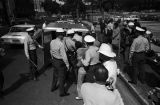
[3,63,51,96]
[0,57,15,72]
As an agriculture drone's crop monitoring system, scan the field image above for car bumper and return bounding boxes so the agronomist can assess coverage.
[0,38,24,44]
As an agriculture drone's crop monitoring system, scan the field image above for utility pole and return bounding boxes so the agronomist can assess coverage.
[1,0,10,25]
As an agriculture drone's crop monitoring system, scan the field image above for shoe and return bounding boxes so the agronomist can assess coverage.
[75,97,82,100]
[128,81,137,85]
[51,86,58,92]
[60,93,70,97]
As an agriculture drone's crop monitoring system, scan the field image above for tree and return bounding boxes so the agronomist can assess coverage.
[14,0,35,18]
[41,0,60,15]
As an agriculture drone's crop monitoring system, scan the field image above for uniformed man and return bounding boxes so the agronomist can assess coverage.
[64,29,77,83]
[50,28,70,97]
[81,35,100,83]
[24,27,43,80]
[129,27,149,84]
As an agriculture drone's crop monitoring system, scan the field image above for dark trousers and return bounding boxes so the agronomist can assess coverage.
[51,57,67,95]
[28,49,37,78]
[132,52,146,83]
[0,71,4,93]
[67,54,77,82]
[84,65,97,83]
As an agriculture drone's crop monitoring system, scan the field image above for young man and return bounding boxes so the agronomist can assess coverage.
[81,64,124,105]
[50,28,70,97]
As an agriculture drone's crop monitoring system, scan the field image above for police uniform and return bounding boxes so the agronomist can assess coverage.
[81,35,100,83]
[50,28,70,96]
[64,29,77,82]
[129,27,149,84]
[24,27,38,80]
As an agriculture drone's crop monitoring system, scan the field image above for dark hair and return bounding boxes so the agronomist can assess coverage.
[93,63,108,82]
[99,53,113,62]
[67,33,74,37]
[86,42,94,46]
[56,32,65,37]
[75,41,83,49]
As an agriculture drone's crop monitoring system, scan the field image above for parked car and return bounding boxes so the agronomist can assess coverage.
[0,24,35,44]
[124,15,140,21]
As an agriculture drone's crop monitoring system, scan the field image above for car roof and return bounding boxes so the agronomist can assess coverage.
[12,24,35,28]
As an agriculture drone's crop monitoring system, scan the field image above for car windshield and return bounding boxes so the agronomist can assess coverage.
[10,27,29,32]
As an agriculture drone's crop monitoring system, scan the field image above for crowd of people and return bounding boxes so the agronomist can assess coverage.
[0,17,158,104]
[49,27,124,104]
[22,18,154,104]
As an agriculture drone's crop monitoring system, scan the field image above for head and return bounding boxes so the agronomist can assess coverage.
[128,22,134,29]
[26,27,35,36]
[67,29,75,38]
[135,27,145,36]
[93,64,109,83]
[75,41,83,49]
[114,22,119,29]
[84,35,95,46]
[75,31,82,36]
[56,28,65,40]
[98,43,116,62]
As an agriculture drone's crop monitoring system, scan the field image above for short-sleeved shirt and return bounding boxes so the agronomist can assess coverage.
[50,38,69,66]
[63,37,75,52]
[130,35,149,53]
[81,46,99,66]
[81,83,124,105]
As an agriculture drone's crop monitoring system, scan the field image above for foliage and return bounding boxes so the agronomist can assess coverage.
[14,0,35,18]
[41,0,60,15]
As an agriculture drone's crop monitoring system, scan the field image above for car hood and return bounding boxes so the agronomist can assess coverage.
[1,32,28,38]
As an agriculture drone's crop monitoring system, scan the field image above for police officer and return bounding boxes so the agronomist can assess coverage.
[24,27,43,80]
[50,28,70,97]
[81,35,100,83]
[129,27,149,84]
[64,29,78,82]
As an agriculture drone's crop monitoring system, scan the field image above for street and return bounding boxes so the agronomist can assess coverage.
[0,45,142,105]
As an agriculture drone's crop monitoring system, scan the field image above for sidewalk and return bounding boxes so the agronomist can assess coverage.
[82,20,152,105]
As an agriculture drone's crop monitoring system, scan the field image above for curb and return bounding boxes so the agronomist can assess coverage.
[119,72,149,105]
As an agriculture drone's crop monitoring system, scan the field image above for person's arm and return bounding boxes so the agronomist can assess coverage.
[24,37,29,59]
[81,50,90,66]
[60,44,69,69]
[145,39,150,51]
[129,40,136,64]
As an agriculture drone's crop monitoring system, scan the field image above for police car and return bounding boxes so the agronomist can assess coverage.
[0,24,35,44]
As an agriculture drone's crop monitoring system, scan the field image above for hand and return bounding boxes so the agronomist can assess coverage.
[38,45,44,49]
[66,65,69,70]
[26,55,30,60]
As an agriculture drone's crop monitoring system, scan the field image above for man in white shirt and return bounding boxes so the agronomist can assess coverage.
[50,28,70,97]
[98,43,118,88]
[81,64,124,105]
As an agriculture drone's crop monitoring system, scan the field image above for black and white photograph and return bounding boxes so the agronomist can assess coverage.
[0,0,160,105]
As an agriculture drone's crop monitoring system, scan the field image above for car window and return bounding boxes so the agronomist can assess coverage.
[10,27,29,32]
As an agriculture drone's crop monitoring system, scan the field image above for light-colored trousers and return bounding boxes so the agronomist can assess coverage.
[77,67,86,98]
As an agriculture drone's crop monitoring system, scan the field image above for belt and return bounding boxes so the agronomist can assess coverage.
[134,51,145,53]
